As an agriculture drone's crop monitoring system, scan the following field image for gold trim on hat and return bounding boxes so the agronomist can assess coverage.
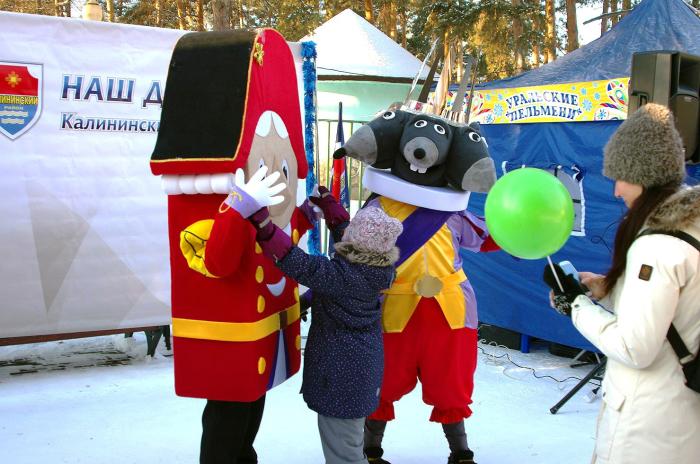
[253,42,264,66]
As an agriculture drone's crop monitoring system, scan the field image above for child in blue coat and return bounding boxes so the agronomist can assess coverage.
[248,187,402,464]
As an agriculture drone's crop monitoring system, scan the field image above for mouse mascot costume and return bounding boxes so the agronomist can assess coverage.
[335,109,498,464]
[150,30,313,463]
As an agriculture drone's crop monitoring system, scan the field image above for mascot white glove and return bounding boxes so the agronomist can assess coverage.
[224,166,286,218]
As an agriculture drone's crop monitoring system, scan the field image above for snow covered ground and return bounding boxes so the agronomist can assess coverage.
[0,332,600,464]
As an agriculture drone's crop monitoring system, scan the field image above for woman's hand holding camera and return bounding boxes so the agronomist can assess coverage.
[542,263,589,316]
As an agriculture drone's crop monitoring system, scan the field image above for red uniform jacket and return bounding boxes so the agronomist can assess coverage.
[168,193,312,401]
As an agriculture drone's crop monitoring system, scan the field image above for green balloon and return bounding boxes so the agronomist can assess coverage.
[485,168,574,260]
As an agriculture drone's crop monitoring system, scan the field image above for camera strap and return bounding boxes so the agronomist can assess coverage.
[638,229,700,392]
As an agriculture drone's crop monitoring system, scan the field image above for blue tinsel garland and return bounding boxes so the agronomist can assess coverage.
[687,163,700,185]
[301,41,321,255]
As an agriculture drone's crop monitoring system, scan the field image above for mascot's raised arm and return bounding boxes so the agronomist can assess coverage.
[150,29,316,463]
[336,109,499,464]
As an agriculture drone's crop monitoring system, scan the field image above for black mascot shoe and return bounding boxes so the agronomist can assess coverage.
[365,446,391,464]
[447,449,476,464]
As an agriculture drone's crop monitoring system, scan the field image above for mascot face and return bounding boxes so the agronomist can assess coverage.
[336,109,496,193]
[395,114,453,187]
[337,110,412,169]
[444,124,495,193]
[246,111,298,228]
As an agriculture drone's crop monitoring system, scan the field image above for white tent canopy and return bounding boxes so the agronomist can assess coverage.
[302,9,429,82]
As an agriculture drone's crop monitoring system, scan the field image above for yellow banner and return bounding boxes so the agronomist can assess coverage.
[439,78,629,124]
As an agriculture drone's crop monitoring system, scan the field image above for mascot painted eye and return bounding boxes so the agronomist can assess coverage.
[468,132,482,143]
[434,124,446,135]
[281,159,289,179]
[414,120,427,128]
[382,111,396,120]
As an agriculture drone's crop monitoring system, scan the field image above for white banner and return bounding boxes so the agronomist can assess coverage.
[0,12,187,339]
[0,13,310,341]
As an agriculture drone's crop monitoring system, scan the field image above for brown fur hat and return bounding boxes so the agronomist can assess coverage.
[603,103,686,188]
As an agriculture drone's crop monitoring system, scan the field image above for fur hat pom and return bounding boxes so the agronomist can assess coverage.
[603,103,686,188]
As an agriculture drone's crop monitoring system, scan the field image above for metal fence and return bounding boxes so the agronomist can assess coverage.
[314,118,369,254]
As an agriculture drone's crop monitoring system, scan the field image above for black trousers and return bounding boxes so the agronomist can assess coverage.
[200,395,266,464]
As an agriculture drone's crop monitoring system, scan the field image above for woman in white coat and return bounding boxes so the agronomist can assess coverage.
[544,103,700,464]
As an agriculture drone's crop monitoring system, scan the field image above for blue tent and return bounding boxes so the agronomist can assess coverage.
[463,0,700,350]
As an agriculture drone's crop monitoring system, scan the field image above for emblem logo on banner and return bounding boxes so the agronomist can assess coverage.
[0,62,43,140]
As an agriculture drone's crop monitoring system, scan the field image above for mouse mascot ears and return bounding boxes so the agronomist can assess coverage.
[150,29,307,178]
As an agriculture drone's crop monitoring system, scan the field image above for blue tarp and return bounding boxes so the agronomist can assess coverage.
[463,0,700,350]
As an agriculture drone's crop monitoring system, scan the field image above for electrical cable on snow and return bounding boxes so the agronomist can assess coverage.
[478,339,601,388]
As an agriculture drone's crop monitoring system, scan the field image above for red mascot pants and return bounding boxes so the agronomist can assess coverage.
[368,297,478,423]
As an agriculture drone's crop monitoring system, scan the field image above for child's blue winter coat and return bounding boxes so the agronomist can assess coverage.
[276,244,396,419]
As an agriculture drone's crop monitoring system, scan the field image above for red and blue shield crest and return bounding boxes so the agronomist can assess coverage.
[0,62,43,140]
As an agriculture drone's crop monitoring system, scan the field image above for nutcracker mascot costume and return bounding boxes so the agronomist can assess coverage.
[150,29,313,463]
[335,109,499,464]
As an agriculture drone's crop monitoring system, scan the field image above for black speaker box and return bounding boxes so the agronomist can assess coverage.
[477,323,521,350]
[548,343,599,363]
[629,51,700,163]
